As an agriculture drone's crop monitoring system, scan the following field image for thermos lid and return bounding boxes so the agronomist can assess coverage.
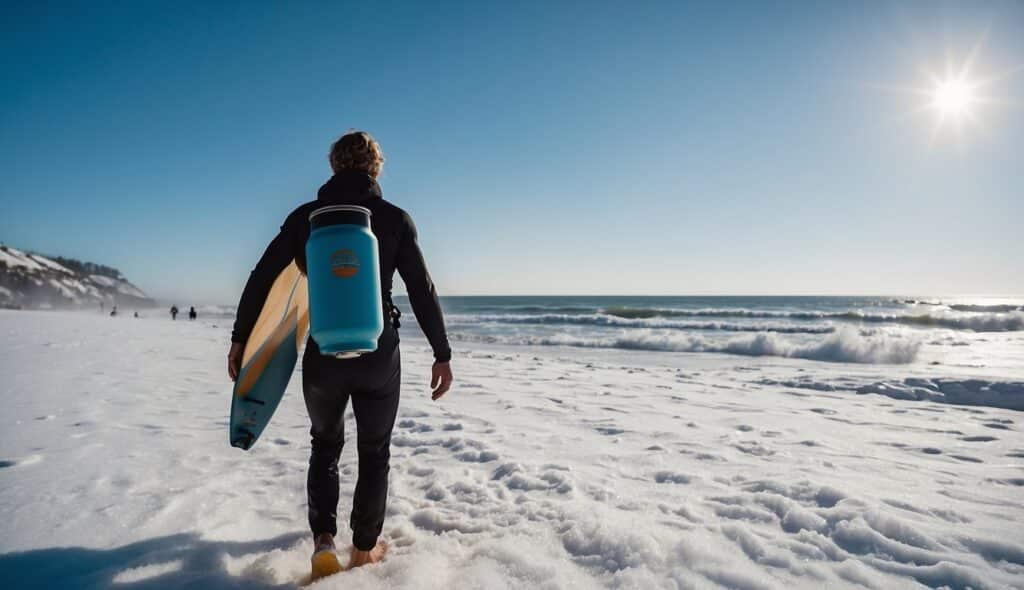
[309,205,372,229]
[309,205,372,221]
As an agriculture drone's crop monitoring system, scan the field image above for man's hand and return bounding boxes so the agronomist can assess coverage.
[228,342,244,382]
[431,361,453,401]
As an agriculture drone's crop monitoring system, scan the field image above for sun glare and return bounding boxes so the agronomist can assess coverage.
[931,77,975,118]
[877,31,1022,147]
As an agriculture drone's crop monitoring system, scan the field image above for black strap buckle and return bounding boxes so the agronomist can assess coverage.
[387,300,402,329]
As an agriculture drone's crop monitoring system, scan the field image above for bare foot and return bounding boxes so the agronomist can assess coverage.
[349,540,388,568]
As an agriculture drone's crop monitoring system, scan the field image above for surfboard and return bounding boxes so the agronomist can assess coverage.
[229,260,309,450]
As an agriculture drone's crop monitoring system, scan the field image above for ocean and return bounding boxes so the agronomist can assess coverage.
[200,295,1024,369]
[414,295,1024,369]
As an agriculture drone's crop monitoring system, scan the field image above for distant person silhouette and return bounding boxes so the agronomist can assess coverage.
[109,305,117,317]
[189,306,197,320]
[170,305,179,320]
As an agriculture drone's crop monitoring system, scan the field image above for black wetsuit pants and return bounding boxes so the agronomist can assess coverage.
[302,333,400,551]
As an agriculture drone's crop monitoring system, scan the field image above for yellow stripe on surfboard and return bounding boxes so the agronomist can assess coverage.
[236,261,309,397]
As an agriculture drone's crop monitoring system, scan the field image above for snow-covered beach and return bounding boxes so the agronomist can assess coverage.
[1,308,1022,589]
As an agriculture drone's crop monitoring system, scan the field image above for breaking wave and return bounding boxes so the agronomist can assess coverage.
[948,304,1023,313]
[194,304,237,317]
[502,306,594,314]
[452,328,920,364]
[448,313,835,334]
[601,307,1024,332]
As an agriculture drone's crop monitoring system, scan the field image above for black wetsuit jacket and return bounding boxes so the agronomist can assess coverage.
[231,170,452,363]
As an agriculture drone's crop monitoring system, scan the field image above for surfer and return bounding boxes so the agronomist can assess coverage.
[228,131,453,574]
[189,306,197,320]
[170,305,178,320]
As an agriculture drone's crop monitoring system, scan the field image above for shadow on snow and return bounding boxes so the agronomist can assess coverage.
[0,531,306,589]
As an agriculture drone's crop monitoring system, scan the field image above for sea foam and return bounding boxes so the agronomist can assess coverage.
[601,308,1024,332]
[450,313,835,334]
[453,328,920,364]
[948,304,1023,313]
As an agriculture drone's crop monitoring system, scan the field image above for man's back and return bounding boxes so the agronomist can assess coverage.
[231,169,451,363]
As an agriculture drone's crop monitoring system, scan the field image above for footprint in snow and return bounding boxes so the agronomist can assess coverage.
[398,419,433,433]
[975,416,1012,424]
[540,471,573,494]
[0,454,43,469]
[732,441,775,457]
[654,471,692,484]
[455,450,499,463]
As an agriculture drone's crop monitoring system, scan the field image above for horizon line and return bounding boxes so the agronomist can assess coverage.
[170,292,1024,307]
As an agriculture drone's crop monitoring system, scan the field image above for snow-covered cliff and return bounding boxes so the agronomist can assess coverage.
[0,244,155,309]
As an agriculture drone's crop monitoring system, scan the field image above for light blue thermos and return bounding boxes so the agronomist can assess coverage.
[306,205,384,358]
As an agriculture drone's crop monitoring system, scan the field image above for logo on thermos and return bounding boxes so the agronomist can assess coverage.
[330,249,359,278]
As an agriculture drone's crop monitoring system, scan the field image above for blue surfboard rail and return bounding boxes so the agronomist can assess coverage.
[229,325,299,450]
[228,262,308,451]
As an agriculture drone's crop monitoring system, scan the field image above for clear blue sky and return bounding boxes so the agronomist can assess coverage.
[2,1,1022,303]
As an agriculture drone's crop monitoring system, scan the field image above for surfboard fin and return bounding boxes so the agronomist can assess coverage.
[231,430,255,450]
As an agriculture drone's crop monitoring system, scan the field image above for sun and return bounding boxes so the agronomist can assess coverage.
[915,65,989,145]
[874,31,1021,147]
[931,77,976,119]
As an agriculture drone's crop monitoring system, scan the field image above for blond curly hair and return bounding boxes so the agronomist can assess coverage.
[328,131,384,177]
